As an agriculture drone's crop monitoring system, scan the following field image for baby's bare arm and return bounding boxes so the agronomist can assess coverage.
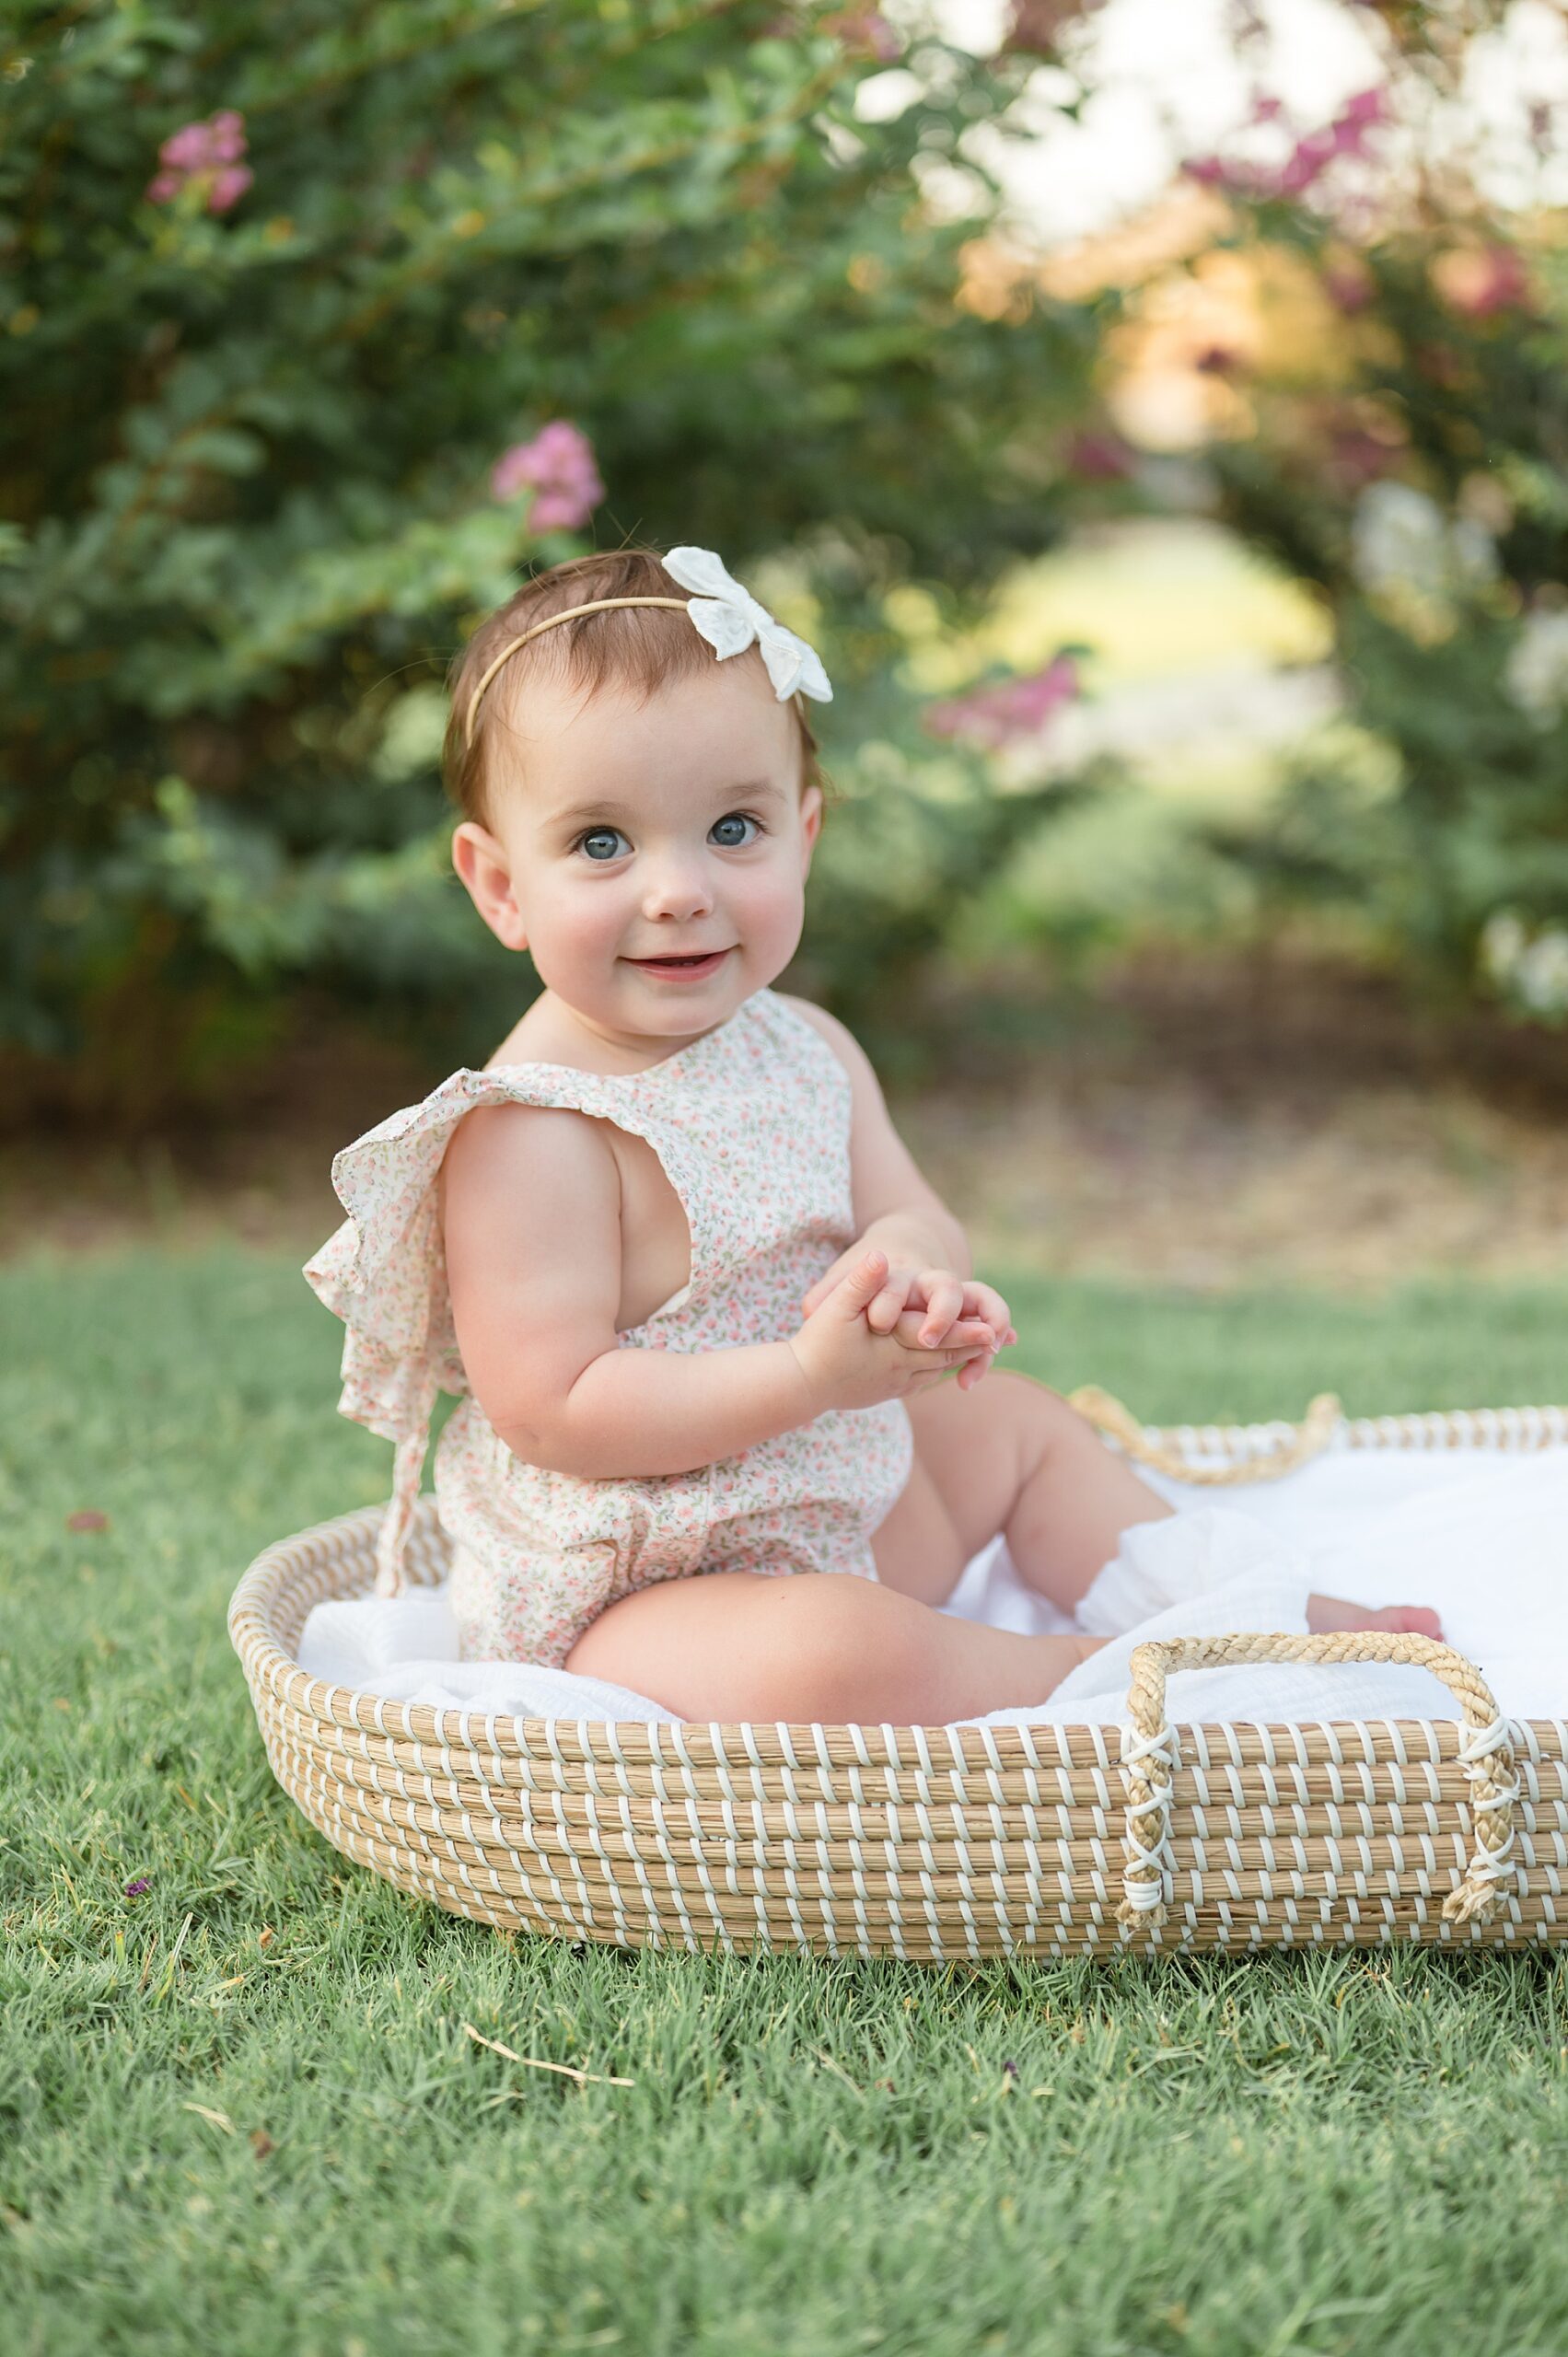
[441,1102,818,1478]
[440,1106,988,1480]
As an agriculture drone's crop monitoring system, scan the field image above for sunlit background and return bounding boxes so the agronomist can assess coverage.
[6,0,1566,1287]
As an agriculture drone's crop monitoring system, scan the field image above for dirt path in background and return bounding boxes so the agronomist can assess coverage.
[6,965,1565,1288]
[902,1074,1568,1289]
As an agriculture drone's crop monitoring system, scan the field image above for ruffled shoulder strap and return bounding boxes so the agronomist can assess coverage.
[304,1062,656,1596]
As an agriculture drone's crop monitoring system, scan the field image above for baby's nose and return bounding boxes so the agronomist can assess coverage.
[641,856,714,922]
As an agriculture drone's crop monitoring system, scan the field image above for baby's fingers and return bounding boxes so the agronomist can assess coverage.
[866,1268,915,1335]
[963,1281,1016,1350]
[824,1249,891,1320]
[904,1350,987,1392]
[893,1307,994,1353]
[914,1273,967,1347]
[801,1272,839,1329]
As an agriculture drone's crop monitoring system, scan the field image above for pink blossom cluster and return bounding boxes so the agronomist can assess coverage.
[1064,429,1137,482]
[822,9,902,60]
[1185,87,1388,203]
[491,420,606,531]
[1324,422,1400,493]
[1002,0,1106,56]
[923,654,1079,749]
[1322,257,1375,315]
[147,109,252,214]
[1434,243,1531,321]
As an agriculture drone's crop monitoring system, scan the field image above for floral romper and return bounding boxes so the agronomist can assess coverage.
[304,986,914,1668]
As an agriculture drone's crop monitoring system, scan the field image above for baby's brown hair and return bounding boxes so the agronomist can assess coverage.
[442,545,831,832]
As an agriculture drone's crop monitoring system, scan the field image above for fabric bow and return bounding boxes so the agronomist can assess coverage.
[664,545,832,703]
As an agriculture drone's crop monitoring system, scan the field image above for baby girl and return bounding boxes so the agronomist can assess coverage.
[306,542,1439,1723]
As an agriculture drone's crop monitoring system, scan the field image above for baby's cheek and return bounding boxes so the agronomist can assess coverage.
[731,861,806,949]
[570,889,633,958]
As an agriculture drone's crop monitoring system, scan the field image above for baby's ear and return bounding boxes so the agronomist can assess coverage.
[799,782,824,866]
[452,821,528,953]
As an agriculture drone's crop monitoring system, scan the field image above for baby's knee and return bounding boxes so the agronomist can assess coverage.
[999,1371,1102,1455]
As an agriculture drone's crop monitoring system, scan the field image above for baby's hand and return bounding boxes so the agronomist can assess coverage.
[802,1255,1016,1350]
[876,1268,1015,1351]
[907,1270,1016,1394]
[788,1251,997,1417]
[886,1268,1015,1395]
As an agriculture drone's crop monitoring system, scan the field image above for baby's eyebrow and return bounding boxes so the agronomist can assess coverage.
[549,801,631,829]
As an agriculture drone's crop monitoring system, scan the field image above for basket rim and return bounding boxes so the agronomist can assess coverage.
[229,1403,1568,1766]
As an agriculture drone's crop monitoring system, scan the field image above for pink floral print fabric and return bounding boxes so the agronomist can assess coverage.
[304,987,913,1668]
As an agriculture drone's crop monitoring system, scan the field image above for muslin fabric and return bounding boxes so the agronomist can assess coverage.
[303,987,913,1668]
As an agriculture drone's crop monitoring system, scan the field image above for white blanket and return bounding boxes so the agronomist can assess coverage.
[297,1446,1568,1730]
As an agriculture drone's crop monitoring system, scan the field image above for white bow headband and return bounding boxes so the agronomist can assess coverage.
[462,544,832,750]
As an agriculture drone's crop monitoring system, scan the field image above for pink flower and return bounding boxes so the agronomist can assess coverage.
[1277,128,1338,196]
[161,122,218,173]
[1183,84,1389,206]
[1415,341,1466,389]
[158,110,245,174]
[1433,243,1530,320]
[206,166,253,215]
[1338,87,1389,134]
[1326,425,1397,491]
[923,655,1079,749]
[491,421,606,531]
[824,9,902,60]
[147,109,250,211]
[1002,0,1098,54]
[1065,429,1137,482]
[1323,259,1375,314]
[1275,91,1388,192]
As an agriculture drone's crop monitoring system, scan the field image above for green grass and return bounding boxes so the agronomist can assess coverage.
[6,1244,1568,2356]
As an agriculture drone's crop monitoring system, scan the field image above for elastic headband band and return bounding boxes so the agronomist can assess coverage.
[462,596,690,750]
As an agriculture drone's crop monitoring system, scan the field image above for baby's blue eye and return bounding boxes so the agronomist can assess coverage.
[711,813,761,849]
[578,827,629,862]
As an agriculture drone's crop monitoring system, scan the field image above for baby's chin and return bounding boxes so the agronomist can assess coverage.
[531,955,751,1040]
[615,956,749,1026]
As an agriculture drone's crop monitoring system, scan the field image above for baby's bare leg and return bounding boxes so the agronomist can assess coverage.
[886,1369,1173,1617]
[563,1570,1105,1723]
[1307,1594,1444,1639]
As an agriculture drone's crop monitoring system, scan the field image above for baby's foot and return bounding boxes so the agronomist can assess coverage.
[1307,1593,1445,1642]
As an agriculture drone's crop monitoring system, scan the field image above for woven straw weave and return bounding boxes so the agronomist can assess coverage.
[229,1404,1568,1958]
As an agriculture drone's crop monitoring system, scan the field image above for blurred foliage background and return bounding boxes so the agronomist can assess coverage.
[3,0,1565,1131]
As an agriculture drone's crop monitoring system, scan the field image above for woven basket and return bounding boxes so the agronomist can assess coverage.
[229,1404,1568,1958]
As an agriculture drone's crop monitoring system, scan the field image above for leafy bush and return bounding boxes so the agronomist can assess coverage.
[1172,12,1568,1019]
[1,1,1107,1124]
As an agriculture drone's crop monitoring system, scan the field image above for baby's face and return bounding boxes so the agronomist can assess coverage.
[453,659,823,1048]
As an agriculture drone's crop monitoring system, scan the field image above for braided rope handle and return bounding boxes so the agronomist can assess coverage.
[1117,1630,1520,1933]
[1069,1385,1343,1487]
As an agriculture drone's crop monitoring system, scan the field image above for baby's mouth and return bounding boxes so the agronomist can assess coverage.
[627,948,732,976]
